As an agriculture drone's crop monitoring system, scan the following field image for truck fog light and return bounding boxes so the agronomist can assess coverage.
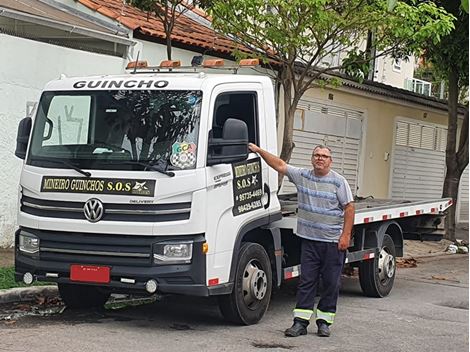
[153,241,193,264]
[23,272,34,285]
[19,232,40,254]
[146,279,158,293]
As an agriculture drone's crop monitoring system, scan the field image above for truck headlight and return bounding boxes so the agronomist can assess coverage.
[153,241,193,264]
[19,231,40,255]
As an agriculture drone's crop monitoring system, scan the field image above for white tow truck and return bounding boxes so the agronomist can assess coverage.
[14,59,452,325]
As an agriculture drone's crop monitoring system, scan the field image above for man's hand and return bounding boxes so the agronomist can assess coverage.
[338,233,351,251]
[248,143,260,153]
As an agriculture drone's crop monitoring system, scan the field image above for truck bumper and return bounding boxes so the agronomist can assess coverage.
[15,228,212,297]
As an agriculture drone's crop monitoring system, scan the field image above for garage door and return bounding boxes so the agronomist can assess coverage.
[458,167,469,223]
[390,118,468,223]
[280,99,363,196]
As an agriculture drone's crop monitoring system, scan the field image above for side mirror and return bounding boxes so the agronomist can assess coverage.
[15,117,32,160]
[207,118,248,166]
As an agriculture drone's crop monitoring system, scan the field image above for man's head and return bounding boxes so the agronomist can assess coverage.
[311,145,332,176]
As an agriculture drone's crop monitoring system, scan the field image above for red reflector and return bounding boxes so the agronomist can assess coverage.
[208,278,219,286]
[416,210,423,215]
[400,212,407,217]
[431,208,437,212]
[448,200,453,205]
[70,265,110,283]
[285,272,292,279]
[382,214,390,220]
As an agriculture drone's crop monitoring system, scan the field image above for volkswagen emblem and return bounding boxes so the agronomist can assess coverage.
[83,198,104,222]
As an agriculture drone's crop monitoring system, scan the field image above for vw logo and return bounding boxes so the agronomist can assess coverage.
[83,198,104,222]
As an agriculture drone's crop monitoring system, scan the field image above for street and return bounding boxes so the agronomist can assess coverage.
[0,255,468,352]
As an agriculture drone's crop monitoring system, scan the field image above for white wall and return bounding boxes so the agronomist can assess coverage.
[374,55,415,89]
[0,33,127,247]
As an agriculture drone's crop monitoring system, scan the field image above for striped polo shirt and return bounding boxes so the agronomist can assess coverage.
[286,165,354,242]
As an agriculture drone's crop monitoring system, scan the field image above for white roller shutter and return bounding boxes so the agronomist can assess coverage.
[458,167,469,223]
[280,99,363,195]
[390,119,468,224]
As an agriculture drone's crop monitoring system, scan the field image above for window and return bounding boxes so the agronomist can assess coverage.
[392,58,402,72]
[28,90,202,171]
[211,92,259,144]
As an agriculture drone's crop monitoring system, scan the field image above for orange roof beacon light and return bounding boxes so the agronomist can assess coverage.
[160,60,181,68]
[203,59,225,68]
[239,58,260,67]
[126,60,148,70]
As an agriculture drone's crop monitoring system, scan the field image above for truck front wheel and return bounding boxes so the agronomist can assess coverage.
[218,242,272,325]
[58,283,111,309]
[359,234,396,297]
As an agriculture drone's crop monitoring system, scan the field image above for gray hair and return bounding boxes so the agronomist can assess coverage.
[312,145,332,155]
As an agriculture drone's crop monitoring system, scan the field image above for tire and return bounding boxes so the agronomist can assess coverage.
[218,243,272,325]
[359,234,396,298]
[58,283,111,309]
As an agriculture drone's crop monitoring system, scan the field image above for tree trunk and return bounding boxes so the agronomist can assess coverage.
[278,73,296,187]
[441,67,465,241]
[166,34,172,60]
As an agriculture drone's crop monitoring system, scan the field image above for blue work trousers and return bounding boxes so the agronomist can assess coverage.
[295,239,346,326]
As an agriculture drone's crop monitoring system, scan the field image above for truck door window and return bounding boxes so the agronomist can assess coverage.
[212,92,258,144]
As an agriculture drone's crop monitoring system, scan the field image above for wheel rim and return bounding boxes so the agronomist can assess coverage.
[241,259,268,308]
[378,246,395,282]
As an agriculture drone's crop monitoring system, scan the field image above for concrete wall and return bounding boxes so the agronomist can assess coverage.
[297,87,448,198]
[0,33,127,247]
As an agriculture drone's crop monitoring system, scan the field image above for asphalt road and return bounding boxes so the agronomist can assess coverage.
[0,255,468,352]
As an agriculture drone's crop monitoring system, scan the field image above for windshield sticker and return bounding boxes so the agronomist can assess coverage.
[170,142,196,169]
[232,158,263,216]
[41,177,155,197]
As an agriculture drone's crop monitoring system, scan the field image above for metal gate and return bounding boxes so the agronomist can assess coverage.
[390,118,468,223]
[458,167,469,223]
[280,99,363,195]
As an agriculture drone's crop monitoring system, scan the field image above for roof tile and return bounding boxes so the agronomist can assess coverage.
[78,0,250,58]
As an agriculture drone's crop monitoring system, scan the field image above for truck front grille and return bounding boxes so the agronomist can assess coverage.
[21,195,191,222]
[35,230,155,266]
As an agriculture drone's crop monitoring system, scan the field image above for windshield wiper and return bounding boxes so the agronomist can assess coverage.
[113,161,175,177]
[37,159,91,177]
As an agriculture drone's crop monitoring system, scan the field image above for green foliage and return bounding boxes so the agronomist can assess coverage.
[421,1,469,90]
[0,267,51,290]
[210,0,455,78]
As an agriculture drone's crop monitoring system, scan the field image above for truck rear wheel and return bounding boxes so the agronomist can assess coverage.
[218,242,272,325]
[58,283,111,309]
[359,234,396,297]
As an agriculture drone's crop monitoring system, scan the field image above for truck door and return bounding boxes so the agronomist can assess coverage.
[205,83,269,284]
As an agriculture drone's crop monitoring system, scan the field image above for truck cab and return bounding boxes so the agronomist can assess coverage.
[15,68,281,324]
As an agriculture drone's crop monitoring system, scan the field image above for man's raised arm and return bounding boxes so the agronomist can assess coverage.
[248,143,287,175]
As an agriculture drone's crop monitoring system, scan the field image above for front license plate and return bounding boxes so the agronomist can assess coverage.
[70,265,110,283]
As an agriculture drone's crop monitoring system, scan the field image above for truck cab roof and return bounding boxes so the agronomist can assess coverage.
[43,72,274,92]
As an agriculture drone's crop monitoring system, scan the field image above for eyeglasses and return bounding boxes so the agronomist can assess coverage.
[313,154,331,160]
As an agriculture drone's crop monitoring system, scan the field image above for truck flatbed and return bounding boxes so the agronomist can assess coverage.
[277,194,452,226]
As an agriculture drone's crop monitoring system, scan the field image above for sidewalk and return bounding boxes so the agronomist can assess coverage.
[0,227,468,304]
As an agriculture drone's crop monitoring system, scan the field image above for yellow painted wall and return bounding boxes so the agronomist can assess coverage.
[289,87,450,198]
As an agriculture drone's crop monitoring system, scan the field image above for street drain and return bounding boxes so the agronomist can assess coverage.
[436,301,469,310]
[252,342,293,350]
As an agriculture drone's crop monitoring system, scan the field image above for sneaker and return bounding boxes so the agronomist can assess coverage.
[317,322,330,337]
[284,321,307,337]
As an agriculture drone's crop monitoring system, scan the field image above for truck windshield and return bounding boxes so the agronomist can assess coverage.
[27,90,202,171]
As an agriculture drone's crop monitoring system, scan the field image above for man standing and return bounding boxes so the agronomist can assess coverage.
[248,143,354,337]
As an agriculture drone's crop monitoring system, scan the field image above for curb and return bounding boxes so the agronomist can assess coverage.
[0,285,58,304]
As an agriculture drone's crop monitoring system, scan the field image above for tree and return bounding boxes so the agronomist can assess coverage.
[418,0,469,240]
[209,0,454,169]
[129,0,210,60]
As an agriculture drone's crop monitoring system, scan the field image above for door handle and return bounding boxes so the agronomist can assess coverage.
[263,183,270,209]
